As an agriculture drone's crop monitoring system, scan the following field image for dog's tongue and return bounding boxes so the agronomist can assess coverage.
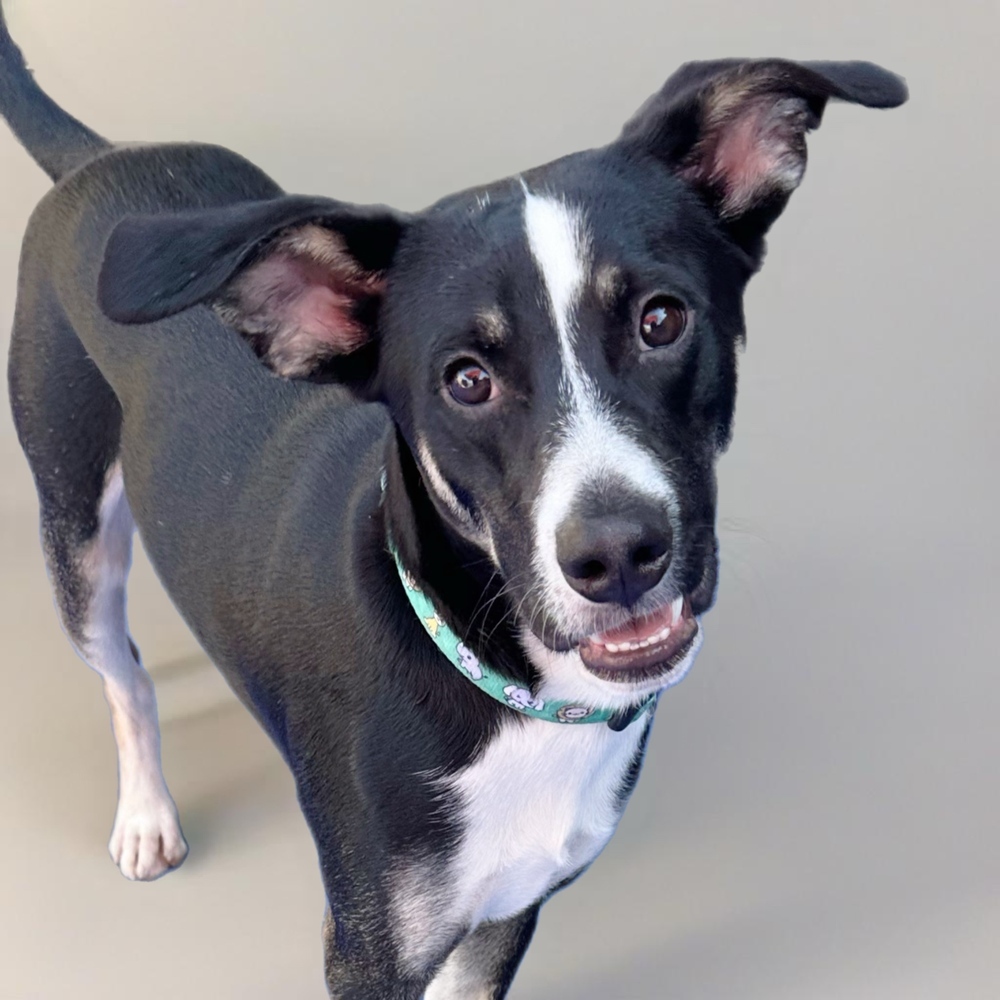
[592,597,683,646]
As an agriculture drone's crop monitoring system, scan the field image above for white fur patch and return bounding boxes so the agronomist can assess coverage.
[522,190,591,399]
[416,435,500,566]
[389,855,460,977]
[74,464,187,881]
[424,946,492,1000]
[417,435,475,528]
[393,714,648,977]
[446,714,647,925]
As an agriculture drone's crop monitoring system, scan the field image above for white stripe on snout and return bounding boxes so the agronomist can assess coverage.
[523,188,680,640]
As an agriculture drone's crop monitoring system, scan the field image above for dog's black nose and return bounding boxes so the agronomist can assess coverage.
[556,510,671,606]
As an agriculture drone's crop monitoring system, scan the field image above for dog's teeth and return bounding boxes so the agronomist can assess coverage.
[670,595,684,621]
[638,639,650,648]
[606,642,620,653]
[648,625,672,645]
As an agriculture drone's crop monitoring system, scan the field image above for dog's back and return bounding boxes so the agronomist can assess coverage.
[2,5,396,885]
[7,136,398,678]
[1,3,387,653]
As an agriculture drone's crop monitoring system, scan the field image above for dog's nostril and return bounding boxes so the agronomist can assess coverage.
[555,510,672,605]
[578,559,607,581]
[632,543,666,568]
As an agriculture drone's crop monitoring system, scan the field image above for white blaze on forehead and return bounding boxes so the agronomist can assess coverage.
[522,189,591,404]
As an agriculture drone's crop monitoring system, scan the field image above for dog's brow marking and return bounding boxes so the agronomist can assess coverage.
[476,306,509,346]
[595,263,624,310]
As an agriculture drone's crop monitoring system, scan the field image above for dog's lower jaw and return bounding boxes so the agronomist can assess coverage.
[522,620,704,712]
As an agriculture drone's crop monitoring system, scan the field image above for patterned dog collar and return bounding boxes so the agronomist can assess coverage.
[385,537,655,730]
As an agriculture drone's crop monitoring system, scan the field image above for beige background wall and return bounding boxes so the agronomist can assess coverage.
[1,0,997,997]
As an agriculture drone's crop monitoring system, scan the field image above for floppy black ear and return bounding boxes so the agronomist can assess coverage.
[619,59,907,258]
[99,195,410,378]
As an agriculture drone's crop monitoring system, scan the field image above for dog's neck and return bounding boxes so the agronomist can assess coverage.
[381,430,538,690]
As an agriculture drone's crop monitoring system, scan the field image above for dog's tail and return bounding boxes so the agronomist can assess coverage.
[0,3,110,181]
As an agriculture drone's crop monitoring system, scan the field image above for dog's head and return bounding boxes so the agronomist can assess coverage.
[100,59,906,710]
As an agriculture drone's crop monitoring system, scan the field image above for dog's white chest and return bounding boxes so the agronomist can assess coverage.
[446,715,649,926]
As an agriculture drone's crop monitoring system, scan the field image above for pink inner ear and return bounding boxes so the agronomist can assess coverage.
[685,95,807,218]
[228,235,384,376]
[712,113,785,209]
[287,283,370,355]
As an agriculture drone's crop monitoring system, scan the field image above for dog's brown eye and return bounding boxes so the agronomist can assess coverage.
[640,296,689,349]
[448,363,493,405]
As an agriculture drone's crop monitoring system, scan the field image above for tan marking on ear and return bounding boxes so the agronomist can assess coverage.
[699,69,764,124]
[272,224,383,286]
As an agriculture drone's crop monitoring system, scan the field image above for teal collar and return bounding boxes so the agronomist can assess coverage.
[385,534,656,730]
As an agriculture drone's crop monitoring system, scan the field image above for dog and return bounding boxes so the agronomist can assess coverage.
[0,6,906,997]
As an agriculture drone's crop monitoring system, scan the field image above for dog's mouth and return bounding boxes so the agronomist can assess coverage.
[577,596,699,683]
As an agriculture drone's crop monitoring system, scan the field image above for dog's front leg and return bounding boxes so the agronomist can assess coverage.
[320,904,430,1000]
[423,907,541,1000]
[318,908,540,1000]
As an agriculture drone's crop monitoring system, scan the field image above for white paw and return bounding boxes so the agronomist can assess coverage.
[109,794,189,881]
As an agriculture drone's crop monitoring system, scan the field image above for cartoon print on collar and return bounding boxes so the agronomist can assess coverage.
[502,685,545,713]
[455,642,484,681]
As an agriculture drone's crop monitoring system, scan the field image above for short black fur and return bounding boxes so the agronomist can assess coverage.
[1,8,906,995]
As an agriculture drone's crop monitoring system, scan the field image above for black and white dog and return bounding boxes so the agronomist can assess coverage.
[1,7,906,997]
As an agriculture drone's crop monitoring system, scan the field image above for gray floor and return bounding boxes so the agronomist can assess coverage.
[1,1,998,997]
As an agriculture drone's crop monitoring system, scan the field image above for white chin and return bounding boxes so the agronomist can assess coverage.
[521,620,704,712]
